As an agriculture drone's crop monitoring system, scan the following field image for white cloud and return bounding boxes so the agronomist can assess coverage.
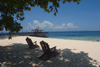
[33,20,42,27]
[28,23,34,29]
[62,23,66,27]
[43,21,53,27]
[27,20,79,31]
[54,23,67,29]
[33,20,53,28]
[67,23,78,28]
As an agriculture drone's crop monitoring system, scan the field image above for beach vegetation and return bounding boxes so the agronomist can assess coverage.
[0,0,80,36]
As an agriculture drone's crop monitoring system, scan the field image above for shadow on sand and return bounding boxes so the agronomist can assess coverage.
[0,43,99,67]
[0,36,9,39]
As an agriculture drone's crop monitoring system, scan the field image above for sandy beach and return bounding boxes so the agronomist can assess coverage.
[0,36,100,67]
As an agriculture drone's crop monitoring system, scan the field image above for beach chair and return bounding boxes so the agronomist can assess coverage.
[26,37,39,49]
[38,41,59,60]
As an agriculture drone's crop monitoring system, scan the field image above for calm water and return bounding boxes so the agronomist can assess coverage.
[48,31,100,41]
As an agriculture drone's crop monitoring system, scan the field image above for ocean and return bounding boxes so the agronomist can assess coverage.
[1,31,100,41]
[48,31,100,41]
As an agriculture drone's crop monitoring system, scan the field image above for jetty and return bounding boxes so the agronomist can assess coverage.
[0,27,48,37]
[31,27,48,37]
[0,32,34,36]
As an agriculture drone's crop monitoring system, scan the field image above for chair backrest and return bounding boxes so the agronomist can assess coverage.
[26,37,33,46]
[40,41,50,53]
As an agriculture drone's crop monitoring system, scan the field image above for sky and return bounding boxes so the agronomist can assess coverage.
[11,0,100,32]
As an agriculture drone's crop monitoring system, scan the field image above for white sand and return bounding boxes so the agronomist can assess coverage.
[0,36,100,67]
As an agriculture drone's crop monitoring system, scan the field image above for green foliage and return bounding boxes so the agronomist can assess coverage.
[0,0,81,35]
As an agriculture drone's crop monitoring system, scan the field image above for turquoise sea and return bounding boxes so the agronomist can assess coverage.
[48,31,100,41]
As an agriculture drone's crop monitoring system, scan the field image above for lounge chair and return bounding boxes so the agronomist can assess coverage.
[26,37,39,49]
[38,41,59,60]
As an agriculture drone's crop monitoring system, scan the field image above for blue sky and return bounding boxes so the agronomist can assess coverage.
[18,0,100,32]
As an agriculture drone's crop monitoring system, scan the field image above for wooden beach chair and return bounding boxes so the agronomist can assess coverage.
[26,37,39,49]
[38,41,59,60]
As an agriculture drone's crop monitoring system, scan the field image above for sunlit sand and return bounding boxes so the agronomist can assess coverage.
[0,36,100,67]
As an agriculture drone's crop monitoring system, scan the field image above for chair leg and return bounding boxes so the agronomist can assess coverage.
[46,53,55,60]
[38,53,46,59]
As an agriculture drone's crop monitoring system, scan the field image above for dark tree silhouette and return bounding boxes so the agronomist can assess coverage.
[0,0,81,34]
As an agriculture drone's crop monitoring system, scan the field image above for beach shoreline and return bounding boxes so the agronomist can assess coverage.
[0,36,100,67]
[48,37,100,42]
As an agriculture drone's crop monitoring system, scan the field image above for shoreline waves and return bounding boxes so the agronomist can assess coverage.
[48,31,100,41]
[48,37,100,42]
